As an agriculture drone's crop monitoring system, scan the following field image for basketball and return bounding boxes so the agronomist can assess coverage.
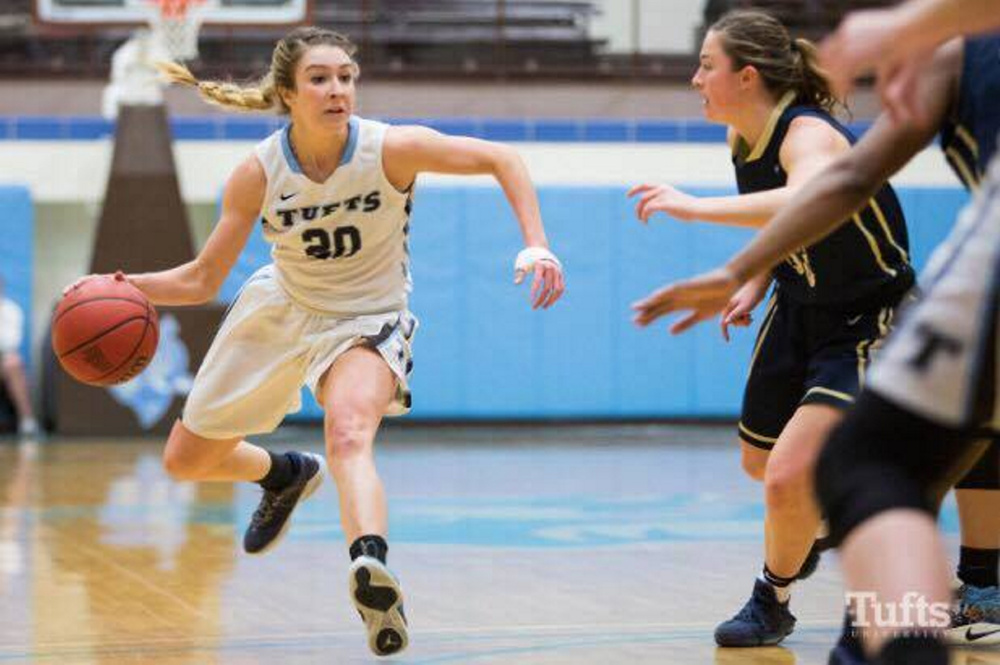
[52,273,159,386]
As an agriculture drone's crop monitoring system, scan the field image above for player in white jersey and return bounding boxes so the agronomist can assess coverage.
[70,27,564,657]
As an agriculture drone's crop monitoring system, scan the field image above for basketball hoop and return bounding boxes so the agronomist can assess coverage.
[144,0,210,62]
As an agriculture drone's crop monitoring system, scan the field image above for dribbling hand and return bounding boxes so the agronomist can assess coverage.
[62,271,129,296]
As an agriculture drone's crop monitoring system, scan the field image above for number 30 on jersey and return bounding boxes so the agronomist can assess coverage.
[302,226,362,260]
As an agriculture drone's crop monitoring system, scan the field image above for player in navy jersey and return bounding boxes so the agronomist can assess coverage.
[629,10,914,647]
[631,15,1000,665]
[67,28,565,657]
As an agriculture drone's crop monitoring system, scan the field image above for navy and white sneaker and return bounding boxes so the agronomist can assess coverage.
[349,556,409,656]
[715,579,796,647]
[243,452,324,555]
[944,584,1000,646]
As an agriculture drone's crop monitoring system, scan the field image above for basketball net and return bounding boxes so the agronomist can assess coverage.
[146,0,208,62]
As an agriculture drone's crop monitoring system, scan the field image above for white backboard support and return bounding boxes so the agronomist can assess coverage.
[36,0,309,26]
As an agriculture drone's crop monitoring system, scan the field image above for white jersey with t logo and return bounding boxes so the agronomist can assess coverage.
[254,115,412,315]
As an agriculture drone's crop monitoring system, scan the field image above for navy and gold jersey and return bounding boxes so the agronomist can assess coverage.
[940,34,1000,191]
[733,92,914,309]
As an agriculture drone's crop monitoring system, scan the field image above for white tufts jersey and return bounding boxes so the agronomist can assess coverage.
[254,116,413,315]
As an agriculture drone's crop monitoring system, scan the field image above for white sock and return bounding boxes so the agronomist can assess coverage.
[18,418,38,436]
[759,571,793,603]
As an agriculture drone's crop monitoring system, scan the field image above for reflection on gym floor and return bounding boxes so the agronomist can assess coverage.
[0,424,984,664]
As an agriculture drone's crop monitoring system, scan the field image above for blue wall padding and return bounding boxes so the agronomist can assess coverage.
[902,187,971,268]
[0,186,33,369]
[215,184,969,421]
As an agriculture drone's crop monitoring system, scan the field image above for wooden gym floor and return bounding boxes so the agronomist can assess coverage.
[0,423,994,664]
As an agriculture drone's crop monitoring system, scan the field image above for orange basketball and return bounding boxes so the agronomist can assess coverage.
[52,274,159,387]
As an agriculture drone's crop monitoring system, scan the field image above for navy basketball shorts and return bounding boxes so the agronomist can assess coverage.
[738,289,900,451]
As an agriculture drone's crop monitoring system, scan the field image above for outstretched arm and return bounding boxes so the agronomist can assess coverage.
[628,117,848,228]
[128,155,265,306]
[383,125,564,309]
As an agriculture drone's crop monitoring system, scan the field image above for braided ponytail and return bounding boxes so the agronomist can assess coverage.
[157,61,278,112]
[157,27,358,115]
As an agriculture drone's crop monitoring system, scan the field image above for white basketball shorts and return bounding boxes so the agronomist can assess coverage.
[182,265,418,440]
[868,150,1000,433]
[0,299,24,355]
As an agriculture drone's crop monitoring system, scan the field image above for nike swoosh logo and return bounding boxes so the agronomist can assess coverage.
[847,315,863,326]
[966,626,1000,641]
[279,192,296,201]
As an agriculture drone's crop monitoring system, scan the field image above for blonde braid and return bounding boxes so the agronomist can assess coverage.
[156,61,278,113]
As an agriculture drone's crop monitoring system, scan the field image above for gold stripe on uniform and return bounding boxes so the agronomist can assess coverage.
[739,422,778,445]
[955,125,980,160]
[852,213,897,277]
[856,338,871,389]
[805,386,856,404]
[879,305,893,336]
[945,146,981,191]
[868,198,910,262]
[743,91,797,163]
[748,292,779,373]
[856,305,894,390]
[870,304,893,357]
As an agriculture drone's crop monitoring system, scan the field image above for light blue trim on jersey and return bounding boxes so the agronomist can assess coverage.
[280,116,358,174]
[280,124,303,174]
[341,115,360,165]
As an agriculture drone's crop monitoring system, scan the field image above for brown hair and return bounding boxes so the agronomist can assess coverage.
[158,27,357,114]
[710,10,838,112]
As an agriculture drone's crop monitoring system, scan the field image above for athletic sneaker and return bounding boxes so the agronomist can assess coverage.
[243,452,324,555]
[944,584,1000,646]
[349,555,409,656]
[715,579,796,647]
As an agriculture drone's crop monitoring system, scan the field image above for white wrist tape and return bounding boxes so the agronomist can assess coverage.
[514,246,562,274]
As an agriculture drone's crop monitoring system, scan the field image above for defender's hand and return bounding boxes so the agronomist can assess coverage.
[627,183,700,223]
[632,266,742,335]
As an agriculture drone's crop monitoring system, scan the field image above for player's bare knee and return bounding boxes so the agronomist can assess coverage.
[325,412,376,462]
[764,460,813,511]
[162,424,208,480]
[741,445,767,481]
[162,444,199,480]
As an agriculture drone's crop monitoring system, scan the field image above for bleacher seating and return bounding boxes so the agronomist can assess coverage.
[0,0,900,80]
[1,0,606,78]
[702,0,897,41]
